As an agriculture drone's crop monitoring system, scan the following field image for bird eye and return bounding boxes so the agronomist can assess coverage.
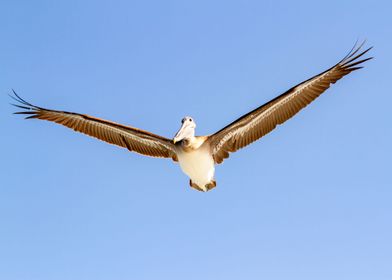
[189,119,192,122]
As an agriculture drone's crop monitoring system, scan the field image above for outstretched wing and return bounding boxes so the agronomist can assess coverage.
[11,91,178,161]
[207,42,372,164]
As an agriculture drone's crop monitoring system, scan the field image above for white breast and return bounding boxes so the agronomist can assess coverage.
[177,149,215,188]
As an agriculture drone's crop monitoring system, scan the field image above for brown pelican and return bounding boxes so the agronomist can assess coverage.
[12,43,372,192]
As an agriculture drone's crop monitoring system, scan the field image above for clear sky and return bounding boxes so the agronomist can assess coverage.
[1,1,391,279]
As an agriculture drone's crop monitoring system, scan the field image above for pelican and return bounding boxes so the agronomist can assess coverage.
[12,43,372,192]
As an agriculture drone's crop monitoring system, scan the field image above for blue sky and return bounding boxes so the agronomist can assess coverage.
[1,0,391,279]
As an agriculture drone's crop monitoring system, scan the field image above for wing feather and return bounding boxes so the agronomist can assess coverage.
[207,43,372,164]
[11,91,178,161]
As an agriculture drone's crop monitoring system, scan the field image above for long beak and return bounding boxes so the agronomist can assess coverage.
[173,122,187,144]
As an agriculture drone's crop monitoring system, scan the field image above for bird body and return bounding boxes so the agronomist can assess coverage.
[12,42,372,192]
[174,136,215,191]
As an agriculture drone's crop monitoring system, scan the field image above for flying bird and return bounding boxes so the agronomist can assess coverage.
[12,43,372,192]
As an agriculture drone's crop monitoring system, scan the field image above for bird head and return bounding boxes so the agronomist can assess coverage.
[173,116,196,144]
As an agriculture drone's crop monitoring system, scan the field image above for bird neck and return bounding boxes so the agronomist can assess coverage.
[182,136,196,145]
[183,136,203,152]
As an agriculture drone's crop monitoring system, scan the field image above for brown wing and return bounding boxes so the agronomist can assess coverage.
[207,42,373,164]
[11,92,178,161]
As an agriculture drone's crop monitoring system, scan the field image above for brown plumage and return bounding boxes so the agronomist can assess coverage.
[11,92,178,161]
[207,43,372,164]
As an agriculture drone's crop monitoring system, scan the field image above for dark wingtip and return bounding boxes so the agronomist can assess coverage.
[9,90,42,110]
[10,103,32,110]
[25,115,38,120]
[9,90,41,119]
[10,90,31,106]
[339,41,373,72]
[341,40,372,63]
[345,56,374,69]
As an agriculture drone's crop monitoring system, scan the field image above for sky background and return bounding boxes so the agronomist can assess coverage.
[1,1,391,279]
